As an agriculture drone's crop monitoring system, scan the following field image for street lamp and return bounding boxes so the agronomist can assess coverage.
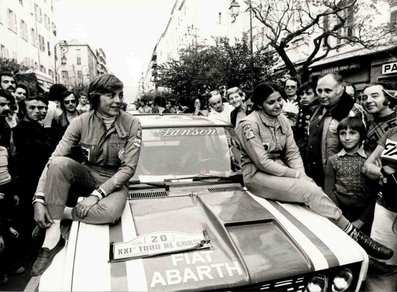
[229,0,254,90]
[54,40,67,83]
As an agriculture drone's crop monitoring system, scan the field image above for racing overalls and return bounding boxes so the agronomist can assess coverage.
[36,110,142,223]
[235,110,349,228]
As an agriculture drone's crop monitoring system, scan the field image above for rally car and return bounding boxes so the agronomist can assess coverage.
[36,114,368,291]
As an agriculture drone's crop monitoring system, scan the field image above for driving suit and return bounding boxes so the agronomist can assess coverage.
[36,111,142,223]
[235,110,349,228]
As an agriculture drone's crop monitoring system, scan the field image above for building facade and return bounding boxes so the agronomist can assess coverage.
[142,0,237,94]
[56,41,107,87]
[143,0,396,95]
[0,0,57,88]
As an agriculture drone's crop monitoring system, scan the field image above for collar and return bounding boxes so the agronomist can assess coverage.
[337,147,367,158]
[93,111,127,138]
[259,111,286,134]
[373,111,396,123]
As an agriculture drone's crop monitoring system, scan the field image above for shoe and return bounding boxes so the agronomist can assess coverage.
[368,258,397,276]
[11,266,26,274]
[349,228,393,260]
[0,274,8,286]
[30,237,65,277]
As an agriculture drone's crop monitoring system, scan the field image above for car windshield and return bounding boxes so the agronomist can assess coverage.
[132,126,241,181]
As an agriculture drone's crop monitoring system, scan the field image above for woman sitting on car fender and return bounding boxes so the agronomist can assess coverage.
[235,82,393,262]
[30,74,142,277]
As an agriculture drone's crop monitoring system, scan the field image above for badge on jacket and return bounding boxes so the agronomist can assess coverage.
[118,148,125,160]
[243,125,255,141]
[133,137,142,148]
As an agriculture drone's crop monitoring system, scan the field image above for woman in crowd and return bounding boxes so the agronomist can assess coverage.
[191,97,207,116]
[235,82,393,262]
[14,84,30,122]
[227,87,246,127]
[363,125,397,291]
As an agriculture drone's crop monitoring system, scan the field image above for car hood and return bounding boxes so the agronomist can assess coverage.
[129,190,312,291]
[40,188,367,291]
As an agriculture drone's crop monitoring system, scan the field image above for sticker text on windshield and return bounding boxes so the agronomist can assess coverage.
[160,128,217,137]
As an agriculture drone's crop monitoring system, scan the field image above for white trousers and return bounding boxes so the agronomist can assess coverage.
[366,203,397,291]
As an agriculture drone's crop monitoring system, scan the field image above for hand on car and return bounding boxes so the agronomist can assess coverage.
[75,196,99,219]
[34,203,54,228]
[9,227,19,238]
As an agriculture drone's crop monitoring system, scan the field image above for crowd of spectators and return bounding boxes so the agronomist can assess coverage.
[0,71,89,285]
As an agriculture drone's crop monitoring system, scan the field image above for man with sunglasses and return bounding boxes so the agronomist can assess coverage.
[284,78,299,103]
[52,91,81,143]
[13,95,56,255]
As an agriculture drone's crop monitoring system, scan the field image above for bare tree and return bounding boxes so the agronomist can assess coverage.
[249,0,393,81]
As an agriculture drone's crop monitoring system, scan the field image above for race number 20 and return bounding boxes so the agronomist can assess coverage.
[151,235,168,243]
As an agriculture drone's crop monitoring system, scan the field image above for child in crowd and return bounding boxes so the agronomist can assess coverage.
[324,117,377,234]
[0,146,24,286]
[293,81,320,164]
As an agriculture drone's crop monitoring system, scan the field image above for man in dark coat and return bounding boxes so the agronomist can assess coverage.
[13,95,56,244]
[306,72,363,188]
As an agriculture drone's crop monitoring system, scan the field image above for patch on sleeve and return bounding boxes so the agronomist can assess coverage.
[243,125,255,141]
[118,148,125,160]
[133,137,142,148]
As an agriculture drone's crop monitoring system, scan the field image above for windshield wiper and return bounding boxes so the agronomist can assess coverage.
[129,180,170,191]
[164,173,242,182]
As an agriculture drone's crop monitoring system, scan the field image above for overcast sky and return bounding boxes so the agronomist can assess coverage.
[55,0,175,103]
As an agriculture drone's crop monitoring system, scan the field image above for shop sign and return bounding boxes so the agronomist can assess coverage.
[312,63,361,76]
[382,62,397,75]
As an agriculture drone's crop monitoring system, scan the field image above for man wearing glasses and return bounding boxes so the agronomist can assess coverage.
[284,78,299,103]
[52,91,81,142]
[283,78,300,127]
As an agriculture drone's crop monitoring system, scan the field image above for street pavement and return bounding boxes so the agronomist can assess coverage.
[1,257,34,291]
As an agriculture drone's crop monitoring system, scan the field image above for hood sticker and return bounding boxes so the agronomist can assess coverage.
[110,230,210,262]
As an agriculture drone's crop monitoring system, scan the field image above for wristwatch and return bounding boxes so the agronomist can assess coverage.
[32,193,46,205]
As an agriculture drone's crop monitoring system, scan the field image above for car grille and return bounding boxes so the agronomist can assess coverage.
[208,186,243,192]
[237,277,307,292]
[128,191,168,199]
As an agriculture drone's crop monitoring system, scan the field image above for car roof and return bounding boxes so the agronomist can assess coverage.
[129,113,232,128]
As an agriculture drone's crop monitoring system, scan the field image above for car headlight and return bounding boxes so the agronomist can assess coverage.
[306,274,328,292]
[332,268,353,292]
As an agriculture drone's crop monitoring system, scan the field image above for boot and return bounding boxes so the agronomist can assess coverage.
[349,227,393,260]
[368,258,397,276]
